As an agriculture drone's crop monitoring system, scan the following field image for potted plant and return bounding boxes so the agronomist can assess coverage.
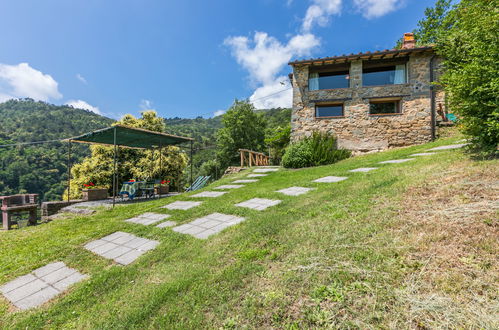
[81,182,108,201]
[155,180,170,195]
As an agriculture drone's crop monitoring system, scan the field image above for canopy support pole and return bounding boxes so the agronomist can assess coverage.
[159,141,162,199]
[190,140,193,188]
[67,140,71,202]
[112,127,117,208]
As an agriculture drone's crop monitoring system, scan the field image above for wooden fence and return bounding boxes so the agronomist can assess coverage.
[239,149,270,167]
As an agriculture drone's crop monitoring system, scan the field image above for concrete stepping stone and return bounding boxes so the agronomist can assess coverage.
[378,158,414,164]
[313,176,348,183]
[410,152,437,157]
[349,167,378,173]
[0,262,87,310]
[233,179,258,183]
[214,184,244,190]
[125,212,170,226]
[277,186,313,196]
[253,168,278,173]
[172,213,245,239]
[427,143,468,151]
[161,201,202,210]
[235,198,282,211]
[247,174,267,178]
[156,221,177,228]
[191,191,227,198]
[84,232,159,265]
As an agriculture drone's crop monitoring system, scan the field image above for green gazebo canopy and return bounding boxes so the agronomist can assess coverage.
[67,125,193,149]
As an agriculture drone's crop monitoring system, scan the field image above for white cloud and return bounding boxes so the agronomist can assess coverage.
[76,73,87,84]
[139,99,154,110]
[0,62,62,102]
[65,99,100,114]
[353,0,401,19]
[249,76,292,109]
[225,32,318,108]
[302,0,342,32]
[213,110,226,117]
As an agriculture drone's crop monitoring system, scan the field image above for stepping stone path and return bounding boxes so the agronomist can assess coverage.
[191,191,227,198]
[427,143,468,151]
[162,201,202,210]
[253,168,278,173]
[235,198,282,211]
[156,221,177,228]
[313,176,348,183]
[84,232,159,265]
[125,212,170,226]
[349,167,378,173]
[410,152,437,157]
[378,158,414,164]
[214,184,244,190]
[233,179,258,183]
[277,186,313,196]
[1,262,87,310]
[247,174,267,178]
[173,213,245,239]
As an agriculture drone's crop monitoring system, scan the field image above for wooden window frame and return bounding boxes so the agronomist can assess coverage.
[315,103,345,119]
[368,98,402,116]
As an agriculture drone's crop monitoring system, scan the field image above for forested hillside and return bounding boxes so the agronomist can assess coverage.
[0,99,114,201]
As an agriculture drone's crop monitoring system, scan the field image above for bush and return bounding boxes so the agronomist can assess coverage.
[282,132,350,168]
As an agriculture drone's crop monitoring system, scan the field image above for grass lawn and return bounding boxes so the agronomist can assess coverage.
[0,133,497,328]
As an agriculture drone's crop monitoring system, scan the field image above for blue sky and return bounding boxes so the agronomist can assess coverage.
[0,0,437,119]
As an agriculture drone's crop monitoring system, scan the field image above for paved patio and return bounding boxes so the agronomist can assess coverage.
[235,198,282,211]
[172,213,245,239]
[378,159,414,164]
[349,167,378,173]
[247,174,267,177]
[0,262,87,310]
[253,168,278,173]
[125,212,170,226]
[84,232,159,265]
[214,184,244,190]
[313,176,348,183]
[276,186,313,196]
[427,143,468,151]
[161,201,202,210]
[190,191,227,198]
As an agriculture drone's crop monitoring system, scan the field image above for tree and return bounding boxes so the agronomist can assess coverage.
[265,125,291,165]
[438,0,499,156]
[66,111,188,199]
[216,100,266,167]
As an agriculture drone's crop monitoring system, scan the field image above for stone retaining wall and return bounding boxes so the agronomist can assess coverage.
[41,200,83,219]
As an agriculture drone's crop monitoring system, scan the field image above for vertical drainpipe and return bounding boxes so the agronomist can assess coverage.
[429,55,437,141]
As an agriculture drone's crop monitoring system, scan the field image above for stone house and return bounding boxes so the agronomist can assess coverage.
[288,33,445,152]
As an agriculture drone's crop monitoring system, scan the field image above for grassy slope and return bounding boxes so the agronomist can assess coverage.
[0,135,497,329]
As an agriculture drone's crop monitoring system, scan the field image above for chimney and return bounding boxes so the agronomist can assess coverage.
[402,32,415,49]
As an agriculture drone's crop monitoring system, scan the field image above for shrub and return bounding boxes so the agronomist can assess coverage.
[282,132,350,168]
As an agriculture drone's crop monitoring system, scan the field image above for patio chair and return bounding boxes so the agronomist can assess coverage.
[119,181,138,201]
[185,176,211,192]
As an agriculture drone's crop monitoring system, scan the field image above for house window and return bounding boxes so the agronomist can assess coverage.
[315,103,344,118]
[363,64,406,86]
[369,100,401,115]
[309,71,350,90]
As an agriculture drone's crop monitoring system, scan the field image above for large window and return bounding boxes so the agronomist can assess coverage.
[315,103,344,118]
[363,64,406,86]
[309,71,350,90]
[369,100,401,115]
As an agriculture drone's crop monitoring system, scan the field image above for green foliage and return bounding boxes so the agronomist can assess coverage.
[438,0,499,156]
[216,100,267,167]
[67,111,188,198]
[265,125,291,165]
[0,99,114,201]
[282,132,351,168]
[198,159,224,180]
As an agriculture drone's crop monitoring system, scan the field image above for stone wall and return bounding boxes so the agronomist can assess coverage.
[291,53,442,152]
[41,200,83,219]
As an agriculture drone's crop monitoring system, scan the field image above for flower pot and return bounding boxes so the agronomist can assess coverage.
[82,188,108,201]
[154,185,169,195]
